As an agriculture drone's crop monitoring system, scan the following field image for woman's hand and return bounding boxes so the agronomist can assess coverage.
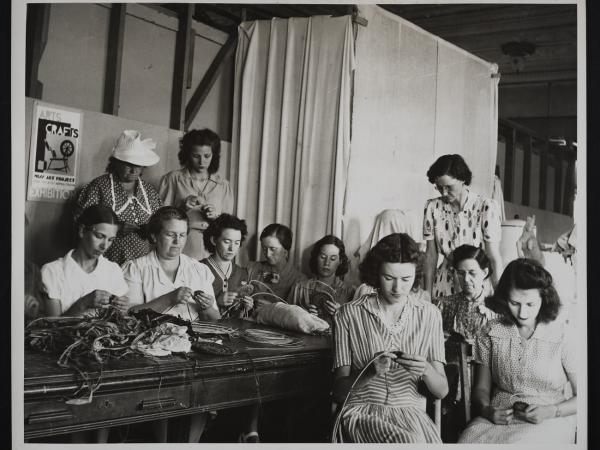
[238,295,254,310]
[83,290,111,309]
[372,351,397,376]
[192,290,215,311]
[307,304,319,315]
[121,222,140,235]
[202,203,217,220]
[482,405,514,425]
[323,299,341,316]
[396,353,430,377]
[520,404,556,424]
[110,295,130,312]
[184,195,201,210]
[171,287,193,305]
[220,291,237,307]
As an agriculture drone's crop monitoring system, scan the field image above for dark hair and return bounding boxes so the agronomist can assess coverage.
[308,235,350,279]
[178,128,221,174]
[359,233,422,290]
[260,223,293,251]
[144,206,189,243]
[203,213,248,254]
[485,258,561,324]
[426,154,472,185]
[105,156,118,174]
[77,205,120,228]
[451,244,492,280]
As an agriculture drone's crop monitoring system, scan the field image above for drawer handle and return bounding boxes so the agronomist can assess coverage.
[139,397,178,411]
[28,410,74,424]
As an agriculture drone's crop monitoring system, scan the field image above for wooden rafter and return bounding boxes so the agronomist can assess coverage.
[26,4,50,99]
[103,4,127,115]
[184,33,237,130]
[170,4,194,131]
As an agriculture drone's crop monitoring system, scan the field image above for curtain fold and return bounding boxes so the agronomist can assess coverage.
[230,16,355,270]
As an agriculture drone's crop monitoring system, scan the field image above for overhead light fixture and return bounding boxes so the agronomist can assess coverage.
[548,137,567,146]
[501,41,536,74]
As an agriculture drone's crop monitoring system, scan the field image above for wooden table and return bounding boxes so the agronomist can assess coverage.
[24,319,333,439]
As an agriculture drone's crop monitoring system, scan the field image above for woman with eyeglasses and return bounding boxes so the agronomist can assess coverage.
[422,154,503,300]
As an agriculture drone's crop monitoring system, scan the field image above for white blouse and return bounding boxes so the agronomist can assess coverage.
[122,250,218,321]
[41,249,128,316]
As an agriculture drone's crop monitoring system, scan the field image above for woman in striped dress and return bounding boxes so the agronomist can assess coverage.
[333,233,448,443]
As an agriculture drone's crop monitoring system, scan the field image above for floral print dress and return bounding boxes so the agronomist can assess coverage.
[423,189,501,298]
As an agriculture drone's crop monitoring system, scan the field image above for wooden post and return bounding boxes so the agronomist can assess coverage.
[26,4,50,99]
[103,4,126,115]
[502,126,515,203]
[170,4,194,130]
[539,143,548,210]
[184,33,237,130]
[521,134,531,206]
[554,154,564,213]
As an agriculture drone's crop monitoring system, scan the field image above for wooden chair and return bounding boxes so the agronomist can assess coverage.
[443,338,475,432]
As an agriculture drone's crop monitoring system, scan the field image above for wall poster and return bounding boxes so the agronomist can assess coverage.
[26,101,82,202]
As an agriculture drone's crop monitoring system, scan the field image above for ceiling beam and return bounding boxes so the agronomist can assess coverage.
[184,33,237,130]
[170,4,194,130]
[103,4,127,115]
[499,70,577,84]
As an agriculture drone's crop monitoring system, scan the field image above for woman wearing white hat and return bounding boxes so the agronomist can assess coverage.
[75,130,163,266]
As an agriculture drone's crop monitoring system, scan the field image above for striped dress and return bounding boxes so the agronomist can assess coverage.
[333,289,446,443]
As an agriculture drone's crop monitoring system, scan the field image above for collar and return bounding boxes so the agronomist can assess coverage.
[440,187,476,214]
[148,249,187,286]
[181,168,222,184]
[65,249,104,274]
[359,289,427,318]
[487,319,565,343]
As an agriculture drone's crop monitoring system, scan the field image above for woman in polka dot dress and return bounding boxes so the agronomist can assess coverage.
[75,130,162,266]
[423,154,502,299]
[458,259,577,444]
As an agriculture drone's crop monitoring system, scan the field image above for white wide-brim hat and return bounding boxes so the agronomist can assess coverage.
[112,130,160,167]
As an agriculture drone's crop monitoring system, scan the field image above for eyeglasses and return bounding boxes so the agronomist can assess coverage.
[435,180,463,194]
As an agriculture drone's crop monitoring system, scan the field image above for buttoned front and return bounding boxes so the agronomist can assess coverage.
[122,250,217,321]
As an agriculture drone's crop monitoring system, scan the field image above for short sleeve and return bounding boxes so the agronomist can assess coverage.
[561,325,577,375]
[474,323,493,366]
[220,180,234,214]
[333,307,352,369]
[107,262,129,297]
[75,178,103,219]
[40,262,63,302]
[427,307,446,364]
[121,260,144,306]
[192,261,218,312]
[422,199,436,241]
[481,198,502,242]
[158,172,178,207]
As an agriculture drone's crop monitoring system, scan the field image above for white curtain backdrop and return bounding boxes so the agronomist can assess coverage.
[230,16,355,270]
[342,5,499,283]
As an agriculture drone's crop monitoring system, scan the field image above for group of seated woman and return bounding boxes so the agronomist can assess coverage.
[30,130,577,444]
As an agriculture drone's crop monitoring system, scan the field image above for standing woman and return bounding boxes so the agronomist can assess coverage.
[332,233,448,443]
[288,235,355,320]
[423,154,502,299]
[458,259,577,444]
[75,130,162,266]
[246,223,306,301]
[159,128,233,260]
[42,205,129,318]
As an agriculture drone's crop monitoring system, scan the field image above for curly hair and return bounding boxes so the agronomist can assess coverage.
[260,223,293,251]
[426,154,472,185]
[485,258,561,324]
[359,233,423,290]
[203,213,248,254]
[178,128,221,174]
[451,244,493,280]
[142,206,189,243]
[308,235,350,279]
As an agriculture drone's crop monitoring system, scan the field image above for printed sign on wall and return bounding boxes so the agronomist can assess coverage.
[27,101,82,202]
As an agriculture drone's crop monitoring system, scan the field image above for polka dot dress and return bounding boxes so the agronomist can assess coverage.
[76,173,162,266]
[458,319,577,444]
[422,189,501,298]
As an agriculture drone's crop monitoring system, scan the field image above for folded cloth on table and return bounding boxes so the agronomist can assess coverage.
[253,303,330,334]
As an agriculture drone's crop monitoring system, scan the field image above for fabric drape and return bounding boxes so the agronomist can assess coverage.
[230,16,355,269]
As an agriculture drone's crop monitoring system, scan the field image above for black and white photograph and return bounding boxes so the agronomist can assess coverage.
[11,0,586,447]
